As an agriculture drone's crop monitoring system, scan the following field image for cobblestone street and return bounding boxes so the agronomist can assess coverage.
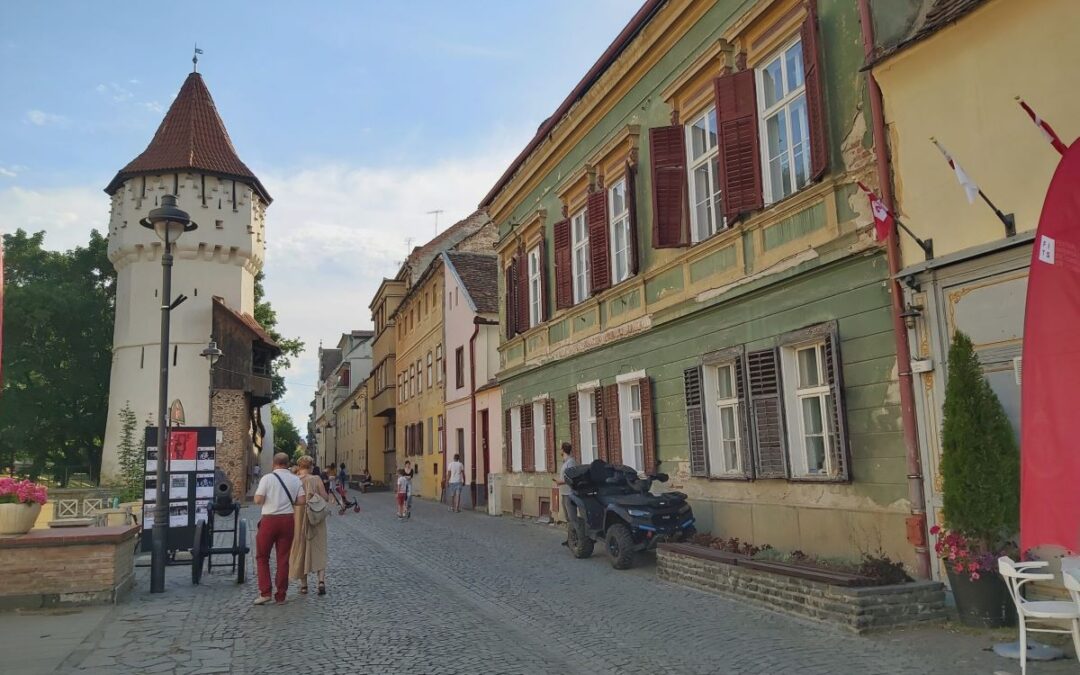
[3,493,1074,674]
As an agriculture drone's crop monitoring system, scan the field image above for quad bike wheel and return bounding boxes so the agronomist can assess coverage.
[605,523,635,570]
[567,522,594,559]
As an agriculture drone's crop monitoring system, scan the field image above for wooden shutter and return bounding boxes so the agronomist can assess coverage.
[587,190,611,295]
[626,161,640,276]
[639,376,656,473]
[747,348,787,478]
[505,261,517,340]
[802,0,829,181]
[521,404,534,473]
[538,238,550,322]
[733,356,754,480]
[823,328,851,481]
[568,392,582,464]
[715,69,764,220]
[516,244,529,332]
[544,398,556,472]
[553,218,573,310]
[604,383,622,466]
[649,125,689,248]
[684,366,709,477]
[503,408,513,471]
[594,387,608,463]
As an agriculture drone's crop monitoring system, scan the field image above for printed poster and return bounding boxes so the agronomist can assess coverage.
[143,504,155,530]
[195,473,215,498]
[145,446,157,473]
[169,473,189,500]
[144,477,158,503]
[169,502,189,528]
[168,430,198,472]
[196,447,216,472]
[195,499,210,524]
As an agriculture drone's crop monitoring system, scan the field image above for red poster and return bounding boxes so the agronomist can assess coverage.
[168,430,197,462]
[1021,140,1080,555]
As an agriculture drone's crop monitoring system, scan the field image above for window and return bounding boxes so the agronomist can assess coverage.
[571,209,590,304]
[686,107,723,242]
[456,428,465,457]
[416,358,423,394]
[703,363,742,476]
[455,346,465,389]
[758,37,810,202]
[435,345,443,383]
[438,415,444,454]
[408,364,415,398]
[616,381,644,471]
[579,390,598,464]
[510,407,523,472]
[528,246,541,328]
[427,417,433,455]
[783,341,832,477]
[533,401,548,473]
[398,373,404,402]
[609,178,631,284]
[426,352,433,387]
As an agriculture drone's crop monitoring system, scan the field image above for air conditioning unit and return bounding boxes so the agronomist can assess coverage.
[488,473,505,516]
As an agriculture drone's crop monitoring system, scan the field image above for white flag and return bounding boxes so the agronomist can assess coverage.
[932,139,979,205]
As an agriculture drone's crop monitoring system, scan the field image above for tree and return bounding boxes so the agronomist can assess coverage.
[270,405,302,458]
[115,402,142,502]
[254,271,303,401]
[940,331,1020,544]
[0,229,115,483]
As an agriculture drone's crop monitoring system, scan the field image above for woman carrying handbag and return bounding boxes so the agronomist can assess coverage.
[288,455,330,596]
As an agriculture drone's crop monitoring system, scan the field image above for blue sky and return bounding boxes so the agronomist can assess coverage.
[0,1,641,425]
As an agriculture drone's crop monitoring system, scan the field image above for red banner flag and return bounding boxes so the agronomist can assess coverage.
[1020,138,1080,556]
[1017,97,1067,156]
[856,181,893,242]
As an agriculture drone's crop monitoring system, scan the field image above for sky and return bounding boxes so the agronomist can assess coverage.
[0,1,641,427]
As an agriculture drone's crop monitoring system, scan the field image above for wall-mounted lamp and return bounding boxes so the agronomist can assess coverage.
[899,304,923,330]
[351,401,361,410]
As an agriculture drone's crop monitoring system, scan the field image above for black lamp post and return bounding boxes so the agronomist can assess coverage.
[200,340,223,424]
[141,194,197,594]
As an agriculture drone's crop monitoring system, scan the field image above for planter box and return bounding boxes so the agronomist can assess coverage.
[657,543,946,634]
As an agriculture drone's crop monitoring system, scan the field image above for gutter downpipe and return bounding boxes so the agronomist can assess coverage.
[858,0,932,580]
[470,317,499,509]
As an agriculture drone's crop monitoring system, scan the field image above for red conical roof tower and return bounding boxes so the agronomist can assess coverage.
[104,72,271,203]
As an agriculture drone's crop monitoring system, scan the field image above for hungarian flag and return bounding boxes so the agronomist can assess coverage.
[856,182,893,242]
[932,138,980,204]
[1017,97,1067,156]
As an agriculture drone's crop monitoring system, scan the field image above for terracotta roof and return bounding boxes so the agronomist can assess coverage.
[104,72,271,203]
[445,251,499,315]
[401,209,491,285]
[868,0,987,68]
[212,297,280,352]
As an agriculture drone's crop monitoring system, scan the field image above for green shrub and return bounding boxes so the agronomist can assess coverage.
[116,402,143,503]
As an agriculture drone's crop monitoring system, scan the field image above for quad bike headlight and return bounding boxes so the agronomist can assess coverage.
[627,508,649,518]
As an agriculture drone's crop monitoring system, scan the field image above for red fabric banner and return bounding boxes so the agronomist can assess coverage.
[1020,140,1080,555]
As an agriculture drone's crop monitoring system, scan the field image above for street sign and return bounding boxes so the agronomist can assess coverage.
[169,399,186,426]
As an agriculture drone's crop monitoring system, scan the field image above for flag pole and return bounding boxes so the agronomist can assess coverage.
[930,137,1016,238]
[895,218,934,260]
[976,189,1016,238]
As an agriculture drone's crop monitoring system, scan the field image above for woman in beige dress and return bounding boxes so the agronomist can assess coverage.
[289,455,329,595]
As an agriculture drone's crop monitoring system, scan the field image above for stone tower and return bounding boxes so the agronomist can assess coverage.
[99,71,271,480]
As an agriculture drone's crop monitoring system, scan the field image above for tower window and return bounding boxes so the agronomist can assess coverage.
[215,220,223,230]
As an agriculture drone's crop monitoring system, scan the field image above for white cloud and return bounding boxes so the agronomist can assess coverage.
[0,185,108,250]
[25,109,69,127]
[0,166,18,178]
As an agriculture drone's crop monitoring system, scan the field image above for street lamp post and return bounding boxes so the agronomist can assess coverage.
[141,194,197,594]
[200,340,223,424]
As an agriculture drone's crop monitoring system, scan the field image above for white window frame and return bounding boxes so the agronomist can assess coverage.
[685,106,724,243]
[578,390,598,464]
[398,374,404,403]
[608,178,631,285]
[528,246,542,327]
[409,364,415,398]
[436,344,443,383]
[702,363,742,476]
[617,379,644,472]
[756,35,811,204]
[426,352,432,387]
[780,340,832,477]
[571,208,590,304]
[533,400,547,473]
[510,407,523,473]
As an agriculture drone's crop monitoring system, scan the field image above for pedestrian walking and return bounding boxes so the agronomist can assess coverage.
[403,460,417,515]
[395,469,409,519]
[335,462,360,514]
[554,443,578,527]
[446,453,465,512]
[253,452,304,605]
[288,455,329,596]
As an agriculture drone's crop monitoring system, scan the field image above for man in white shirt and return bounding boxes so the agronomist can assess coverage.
[554,443,578,527]
[446,454,466,513]
[253,452,304,605]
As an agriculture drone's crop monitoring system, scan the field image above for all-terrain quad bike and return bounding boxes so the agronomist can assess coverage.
[564,460,695,569]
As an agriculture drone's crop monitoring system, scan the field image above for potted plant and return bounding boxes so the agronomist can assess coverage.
[0,477,49,535]
[936,331,1020,627]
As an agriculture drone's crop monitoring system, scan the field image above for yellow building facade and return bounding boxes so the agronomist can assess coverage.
[369,278,406,485]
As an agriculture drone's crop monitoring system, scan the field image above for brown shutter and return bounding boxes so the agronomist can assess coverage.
[626,161,640,276]
[649,125,689,248]
[594,387,608,462]
[823,327,851,481]
[684,366,709,477]
[604,383,622,466]
[715,69,764,220]
[747,348,788,479]
[553,218,573,310]
[505,261,517,339]
[568,392,582,464]
[544,398,556,472]
[516,244,529,332]
[538,237,550,322]
[639,376,656,473]
[587,190,611,294]
[503,408,513,471]
[802,0,829,181]
[521,404,534,473]
[734,356,754,480]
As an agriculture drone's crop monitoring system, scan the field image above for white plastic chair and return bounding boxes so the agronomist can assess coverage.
[998,557,1080,675]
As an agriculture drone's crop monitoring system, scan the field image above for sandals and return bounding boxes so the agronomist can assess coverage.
[300,583,308,594]
[317,582,326,596]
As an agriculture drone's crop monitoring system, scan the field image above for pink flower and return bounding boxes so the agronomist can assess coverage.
[930,525,941,535]
[954,564,965,573]
[968,562,978,573]
[971,572,981,581]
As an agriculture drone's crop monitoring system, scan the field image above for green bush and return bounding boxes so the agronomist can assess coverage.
[115,402,143,503]
[939,332,1019,545]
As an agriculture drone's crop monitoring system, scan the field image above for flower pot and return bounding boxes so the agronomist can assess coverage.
[946,566,1016,628]
[0,502,43,535]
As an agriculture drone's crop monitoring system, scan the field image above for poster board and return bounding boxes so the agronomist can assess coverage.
[141,426,217,553]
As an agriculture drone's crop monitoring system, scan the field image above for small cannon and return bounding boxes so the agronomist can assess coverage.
[191,468,249,585]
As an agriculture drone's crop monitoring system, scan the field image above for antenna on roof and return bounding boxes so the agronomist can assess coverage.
[426,209,444,235]
[192,44,204,73]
